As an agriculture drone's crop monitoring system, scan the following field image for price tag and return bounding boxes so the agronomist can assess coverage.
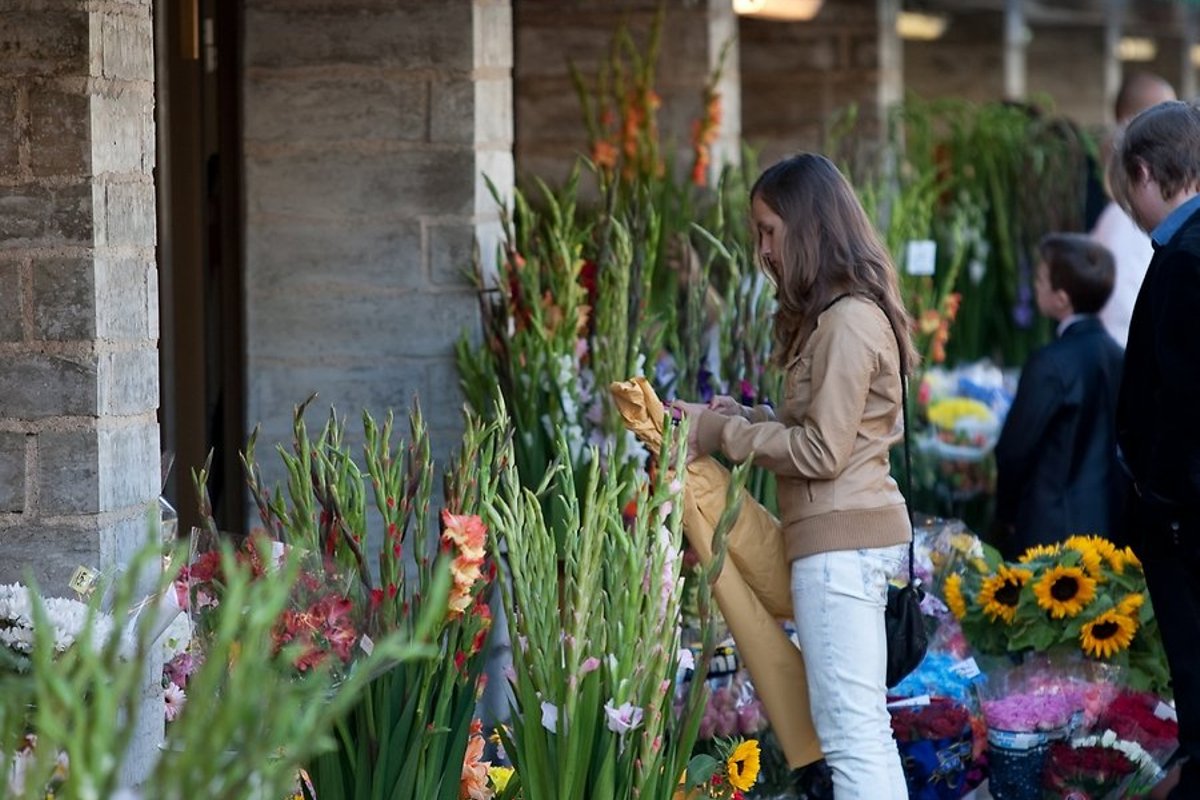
[905,240,937,276]
[68,565,99,598]
[949,657,981,680]
[1154,701,1177,722]
[359,635,375,656]
[887,694,931,708]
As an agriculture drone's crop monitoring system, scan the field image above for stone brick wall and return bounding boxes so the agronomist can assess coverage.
[739,0,881,169]
[0,5,160,593]
[0,2,162,785]
[514,0,739,191]
[242,0,514,483]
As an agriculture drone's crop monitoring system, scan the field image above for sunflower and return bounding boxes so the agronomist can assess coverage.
[1018,543,1062,563]
[1080,610,1138,659]
[1063,536,1105,580]
[1117,593,1145,617]
[726,739,761,792]
[1033,565,1096,618]
[977,565,1032,624]
[1121,546,1142,570]
[943,573,968,620]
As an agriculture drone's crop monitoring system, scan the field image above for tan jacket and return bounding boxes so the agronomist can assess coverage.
[695,295,911,560]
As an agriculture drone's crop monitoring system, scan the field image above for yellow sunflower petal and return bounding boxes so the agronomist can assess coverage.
[1032,565,1097,619]
[1018,543,1062,563]
[1080,610,1138,659]
[1063,536,1105,580]
[977,565,1031,625]
[726,739,761,792]
[1117,593,1145,617]
[943,573,968,620]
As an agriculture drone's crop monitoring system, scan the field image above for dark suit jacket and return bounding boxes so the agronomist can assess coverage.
[1117,208,1200,519]
[995,316,1125,554]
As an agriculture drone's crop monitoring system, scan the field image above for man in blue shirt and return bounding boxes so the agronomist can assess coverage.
[1110,100,1200,799]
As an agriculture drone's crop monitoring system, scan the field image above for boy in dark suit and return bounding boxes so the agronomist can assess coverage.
[994,234,1124,558]
[1108,100,1200,800]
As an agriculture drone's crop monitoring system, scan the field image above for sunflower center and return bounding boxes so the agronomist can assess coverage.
[996,580,1021,607]
[1050,577,1079,601]
[1091,621,1120,641]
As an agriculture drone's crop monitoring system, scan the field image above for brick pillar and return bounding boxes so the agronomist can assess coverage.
[242,0,514,475]
[0,7,160,591]
[0,2,162,785]
[514,0,741,189]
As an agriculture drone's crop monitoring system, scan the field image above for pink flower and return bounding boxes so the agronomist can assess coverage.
[164,682,187,721]
[580,656,601,675]
[604,700,645,734]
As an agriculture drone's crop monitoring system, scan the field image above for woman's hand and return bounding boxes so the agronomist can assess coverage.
[706,395,744,416]
[668,400,708,463]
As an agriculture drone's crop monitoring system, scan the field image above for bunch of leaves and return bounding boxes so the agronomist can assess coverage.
[946,536,1170,695]
[0,537,448,800]
[213,396,498,800]
[480,400,753,800]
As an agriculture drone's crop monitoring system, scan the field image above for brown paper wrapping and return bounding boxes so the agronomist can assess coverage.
[610,377,823,768]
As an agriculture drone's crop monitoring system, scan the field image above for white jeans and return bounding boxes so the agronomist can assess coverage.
[791,544,909,800]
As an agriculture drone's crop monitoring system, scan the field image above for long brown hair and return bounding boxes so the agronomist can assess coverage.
[751,153,918,375]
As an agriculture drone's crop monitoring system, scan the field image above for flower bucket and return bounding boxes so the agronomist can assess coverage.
[985,727,1066,800]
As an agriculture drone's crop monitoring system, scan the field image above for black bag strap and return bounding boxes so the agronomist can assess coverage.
[823,292,917,586]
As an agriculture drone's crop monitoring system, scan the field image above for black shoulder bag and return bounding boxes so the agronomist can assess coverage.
[884,325,928,688]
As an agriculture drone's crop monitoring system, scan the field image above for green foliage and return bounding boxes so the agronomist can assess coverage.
[480,397,754,800]
[0,539,445,800]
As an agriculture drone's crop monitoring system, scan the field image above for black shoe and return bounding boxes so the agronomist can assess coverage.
[790,759,834,800]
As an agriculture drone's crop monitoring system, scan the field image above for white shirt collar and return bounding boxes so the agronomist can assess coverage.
[1057,313,1087,337]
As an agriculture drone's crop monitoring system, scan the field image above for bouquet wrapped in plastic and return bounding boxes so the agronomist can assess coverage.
[888,696,975,800]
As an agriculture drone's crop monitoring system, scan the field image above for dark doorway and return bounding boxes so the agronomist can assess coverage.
[155,0,246,536]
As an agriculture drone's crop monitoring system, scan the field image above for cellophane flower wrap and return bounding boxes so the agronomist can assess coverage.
[945,536,1170,696]
[192,397,498,800]
[888,696,975,800]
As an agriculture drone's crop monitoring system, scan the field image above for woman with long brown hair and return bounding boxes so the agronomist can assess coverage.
[672,153,915,799]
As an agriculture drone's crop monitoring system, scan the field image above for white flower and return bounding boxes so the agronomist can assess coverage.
[163,682,187,721]
[540,701,559,733]
[603,700,644,735]
[677,648,695,672]
[161,613,193,661]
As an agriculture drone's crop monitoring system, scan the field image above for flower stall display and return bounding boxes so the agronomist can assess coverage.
[677,737,762,800]
[887,696,975,800]
[182,398,500,800]
[477,413,727,800]
[946,536,1169,696]
[1,530,447,800]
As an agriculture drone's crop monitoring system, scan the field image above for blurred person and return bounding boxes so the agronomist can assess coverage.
[1091,71,1176,347]
[1109,100,1200,800]
[993,234,1124,558]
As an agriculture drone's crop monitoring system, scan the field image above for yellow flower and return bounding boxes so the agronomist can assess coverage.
[1121,546,1142,570]
[1117,593,1145,617]
[726,739,761,792]
[1080,610,1138,659]
[1033,566,1096,618]
[927,398,994,431]
[977,565,1032,624]
[1063,536,1104,580]
[488,766,514,793]
[1018,543,1061,563]
[943,573,968,620]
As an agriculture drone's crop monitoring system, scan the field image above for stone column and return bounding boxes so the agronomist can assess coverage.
[0,0,162,784]
[242,0,515,477]
[0,5,160,594]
